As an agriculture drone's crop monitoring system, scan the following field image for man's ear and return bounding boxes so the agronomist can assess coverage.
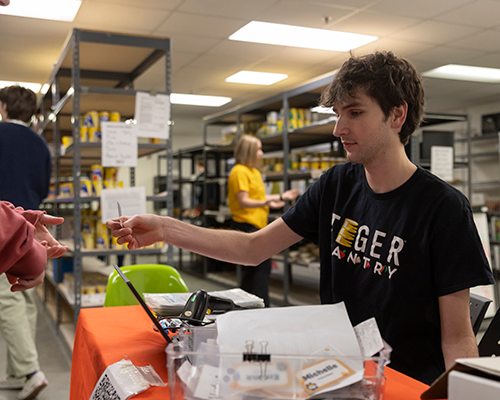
[390,102,408,130]
[0,102,7,121]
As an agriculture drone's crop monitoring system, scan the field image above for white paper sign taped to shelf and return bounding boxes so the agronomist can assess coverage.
[135,91,170,139]
[100,187,147,224]
[430,145,453,182]
[102,122,138,167]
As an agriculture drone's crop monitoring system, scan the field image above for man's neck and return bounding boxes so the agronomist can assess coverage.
[364,152,417,194]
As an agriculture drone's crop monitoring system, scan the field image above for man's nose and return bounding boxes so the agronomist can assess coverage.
[333,116,345,137]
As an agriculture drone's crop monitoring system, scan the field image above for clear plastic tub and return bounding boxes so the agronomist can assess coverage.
[166,338,391,400]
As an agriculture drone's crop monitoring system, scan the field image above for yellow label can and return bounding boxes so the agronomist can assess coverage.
[109,111,121,122]
[84,111,99,128]
[88,127,99,142]
[104,167,117,181]
[80,180,92,197]
[91,164,103,181]
[80,126,88,142]
[98,111,109,126]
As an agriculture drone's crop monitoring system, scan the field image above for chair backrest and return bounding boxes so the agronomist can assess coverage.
[478,305,500,357]
[469,293,492,336]
[104,264,189,307]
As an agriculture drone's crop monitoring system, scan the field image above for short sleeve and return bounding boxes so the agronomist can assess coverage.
[430,201,494,296]
[282,173,327,245]
[229,166,250,193]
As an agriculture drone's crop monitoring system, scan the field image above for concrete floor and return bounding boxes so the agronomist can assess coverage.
[0,296,72,400]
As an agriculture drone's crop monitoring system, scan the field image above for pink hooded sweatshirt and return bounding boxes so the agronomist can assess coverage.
[0,201,46,279]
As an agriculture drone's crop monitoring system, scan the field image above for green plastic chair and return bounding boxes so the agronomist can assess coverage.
[104,264,189,307]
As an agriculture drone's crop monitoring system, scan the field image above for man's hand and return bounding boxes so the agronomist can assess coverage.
[106,214,165,250]
[35,214,69,258]
[6,270,45,292]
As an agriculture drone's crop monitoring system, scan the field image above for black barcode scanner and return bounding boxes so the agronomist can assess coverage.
[180,290,210,323]
[180,289,243,325]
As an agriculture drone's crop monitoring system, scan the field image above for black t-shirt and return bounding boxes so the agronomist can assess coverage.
[282,163,494,385]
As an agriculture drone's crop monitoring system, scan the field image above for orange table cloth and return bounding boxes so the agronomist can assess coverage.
[70,305,430,400]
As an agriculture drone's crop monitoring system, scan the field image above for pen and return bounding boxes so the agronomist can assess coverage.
[117,202,123,228]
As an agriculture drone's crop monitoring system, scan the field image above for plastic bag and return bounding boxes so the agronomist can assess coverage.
[89,357,166,400]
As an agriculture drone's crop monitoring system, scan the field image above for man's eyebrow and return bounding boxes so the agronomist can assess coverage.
[334,101,363,112]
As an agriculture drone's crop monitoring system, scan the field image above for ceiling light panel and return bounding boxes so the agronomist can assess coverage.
[226,71,288,85]
[0,80,42,92]
[0,0,82,22]
[422,64,500,83]
[229,21,377,52]
[171,94,232,107]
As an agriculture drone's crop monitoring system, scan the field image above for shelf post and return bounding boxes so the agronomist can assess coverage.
[161,34,174,267]
[71,28,83,324]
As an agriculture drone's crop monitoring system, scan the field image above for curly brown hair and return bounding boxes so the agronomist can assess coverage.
[320,51,425,145]
[0,85,37,123]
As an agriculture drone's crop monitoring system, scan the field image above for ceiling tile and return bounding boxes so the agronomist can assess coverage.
[390,20,480,45]
[73,2,170,34]
[467,52,500,68]
[451,30,500,53]
[353,37,434,59]
[1,0,500,125]
[435,0,500,29]
[204,40,282,61]
[411,45,488,66]
[0,15,71,39]
[329,10,421,37]
[172,52,202,73]
[367,0,476,19]
[258,46,341,67]
[177,0,279,20]
[253,0,353,28]
[290,0,376,9]
[168,34,220,55]
[0,49,54,82]
[172,54,254,92]
[155,12,247,39]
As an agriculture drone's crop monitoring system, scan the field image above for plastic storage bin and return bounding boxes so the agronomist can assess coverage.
[166,336,391,400]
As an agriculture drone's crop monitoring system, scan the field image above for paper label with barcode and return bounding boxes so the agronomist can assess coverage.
[353,317,384,357]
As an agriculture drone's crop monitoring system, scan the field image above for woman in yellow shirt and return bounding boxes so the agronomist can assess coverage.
[228,135,299,306]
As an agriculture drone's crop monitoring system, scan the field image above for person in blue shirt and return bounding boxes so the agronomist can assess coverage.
[0,85,53,399]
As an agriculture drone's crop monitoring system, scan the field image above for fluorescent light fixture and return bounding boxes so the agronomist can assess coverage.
[226,71,288,85]
[171,93,232,107]
[0,80,42,92]
[422,64,500,83]
[311,106,337,115]
[0,0,82,22]
[229,21,377,52]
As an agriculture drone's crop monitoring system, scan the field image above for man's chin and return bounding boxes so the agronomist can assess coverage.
[0,0,10,6]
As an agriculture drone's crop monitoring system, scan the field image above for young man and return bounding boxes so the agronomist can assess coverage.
[107,51,493,385]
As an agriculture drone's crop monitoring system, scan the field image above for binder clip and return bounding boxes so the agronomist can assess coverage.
[243,340,271,380]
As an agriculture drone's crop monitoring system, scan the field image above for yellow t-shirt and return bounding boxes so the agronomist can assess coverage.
[228,164,269,229]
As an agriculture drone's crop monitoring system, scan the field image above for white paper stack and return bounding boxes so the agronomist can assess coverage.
[144,288,265,316]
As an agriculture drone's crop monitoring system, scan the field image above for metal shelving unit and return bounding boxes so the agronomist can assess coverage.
[37,29,173,353]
